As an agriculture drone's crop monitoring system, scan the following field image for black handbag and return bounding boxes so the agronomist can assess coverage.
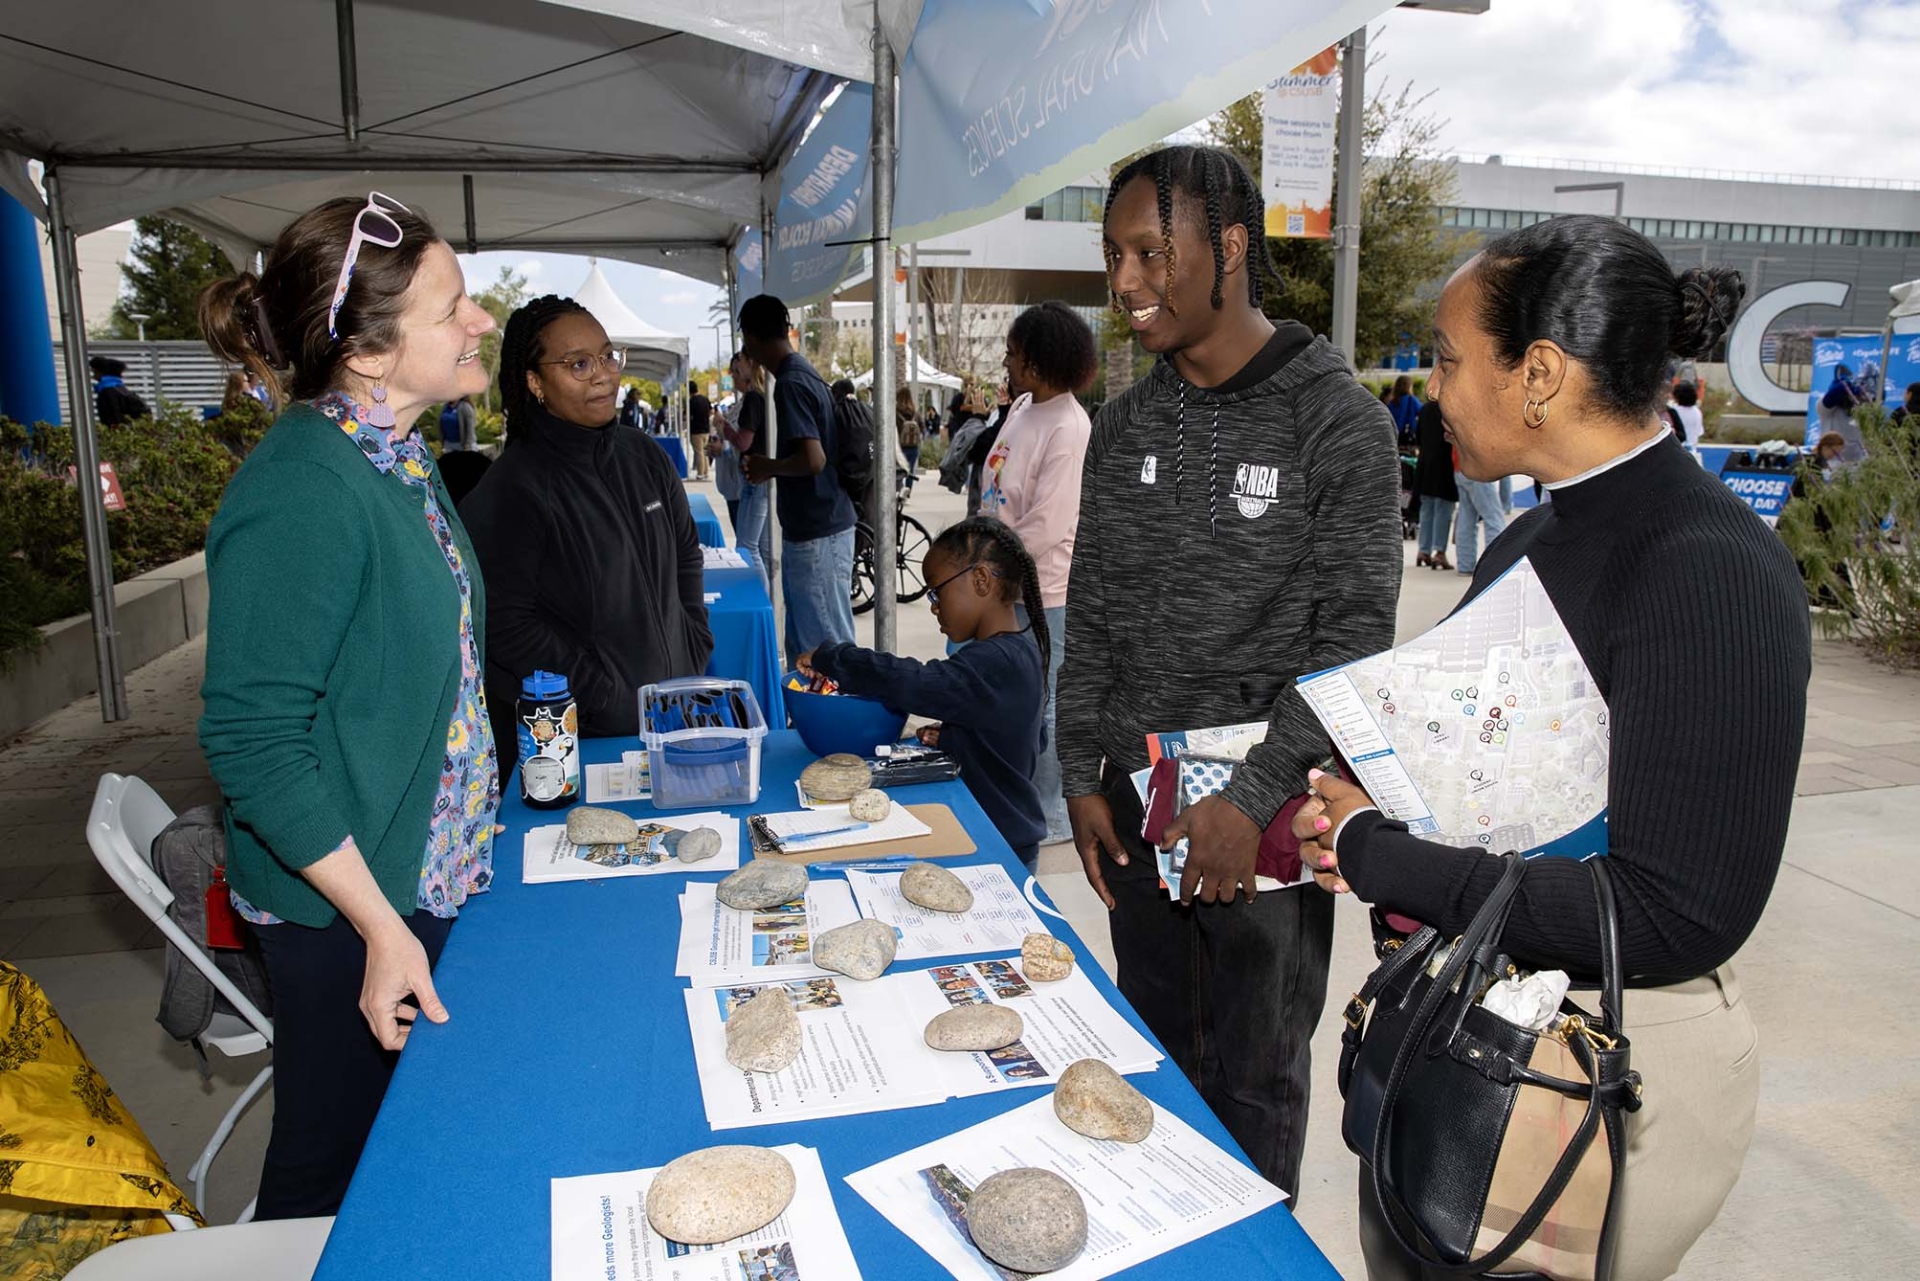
[1338,855,1643,1280]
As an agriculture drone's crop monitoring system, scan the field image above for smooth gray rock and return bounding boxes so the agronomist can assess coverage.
[675,826,723,864]
[811,918,897,981]
[566,806,640,847]
[849,788,891,822]
[1021,933,1075,982]
[717,857,808,910]
[1052,1058,1154,1143]
[645,1145,796,1244]
[965,1167,1089,1273]
[725,988,802,1073]
[925,1003,1023,1051]
[900,861,973,913]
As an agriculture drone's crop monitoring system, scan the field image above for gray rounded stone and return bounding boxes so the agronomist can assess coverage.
[1021,933,1075,982]
[567,806,640,847]
[675,826,723,864]
[1053,1059,1154,1143]
[800,753,873,802]
[645,1145,795,1245]
[811,918,897,981]
[848,788,891,822]
[900,861,973,914]
[725,988,802,1073]
[717,857,808,910]
[965,1167,1088,1274]
[925,1003,1023,1052]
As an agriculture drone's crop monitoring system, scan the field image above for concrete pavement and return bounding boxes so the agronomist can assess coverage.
[4,474,1916,1273]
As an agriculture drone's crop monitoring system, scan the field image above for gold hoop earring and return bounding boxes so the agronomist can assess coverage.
[1523,398,1549,429]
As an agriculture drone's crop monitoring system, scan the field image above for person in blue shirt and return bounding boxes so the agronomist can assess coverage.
[1384,374,1422,449]
[797,516,1048,868]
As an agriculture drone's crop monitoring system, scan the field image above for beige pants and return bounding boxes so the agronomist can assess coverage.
[1360,964,1759,1281]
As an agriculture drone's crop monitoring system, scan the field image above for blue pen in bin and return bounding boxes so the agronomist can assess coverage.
[639,677,767,809]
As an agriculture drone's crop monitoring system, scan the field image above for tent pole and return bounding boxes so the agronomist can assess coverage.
[335,0,361,144]
[462,174,477,255]
[45,169,128,723]
[869,4,898,654]
[1330,25,1365,370]
[724,256,738,358]
[907,243,921,421]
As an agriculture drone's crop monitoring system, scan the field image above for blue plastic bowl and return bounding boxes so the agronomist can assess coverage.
[783,671,907,758]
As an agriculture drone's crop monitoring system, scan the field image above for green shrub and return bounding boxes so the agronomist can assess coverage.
[916,437,948,472]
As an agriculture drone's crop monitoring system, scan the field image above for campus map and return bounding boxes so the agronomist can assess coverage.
[1297,558,1610,860]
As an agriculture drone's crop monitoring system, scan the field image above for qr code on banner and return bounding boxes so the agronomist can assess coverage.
[1287,213,1306,235]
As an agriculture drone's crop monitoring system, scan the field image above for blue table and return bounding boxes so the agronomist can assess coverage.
[687,491,727,549]
[315,733,1339,1279]
[703,550,785,731]
[654,432,689,479]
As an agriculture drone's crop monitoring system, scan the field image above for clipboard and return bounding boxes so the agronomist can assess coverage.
[747,803,976,866]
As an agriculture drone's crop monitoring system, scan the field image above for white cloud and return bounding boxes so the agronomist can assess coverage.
[659,290,697,304]
[514,258,546,279]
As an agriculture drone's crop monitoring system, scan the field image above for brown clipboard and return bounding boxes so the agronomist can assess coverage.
[750,803,977,866]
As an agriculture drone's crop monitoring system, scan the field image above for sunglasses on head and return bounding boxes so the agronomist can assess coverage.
[328,192,409,342]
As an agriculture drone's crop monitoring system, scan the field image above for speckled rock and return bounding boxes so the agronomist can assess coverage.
[811,918,898,981]
[1052,1059,1154,1143]
[717,857,808,910]
[849,788,892,822]
[1020,934,1075,982]
[566,806,639,847]
[925,1003,1023,1051]
[725,988,802,1073]
[799,753,873,802]
[645,1146,795,1244]
[900,861,973,913]
[965,1167,1088,1273]
[674,826,723,864]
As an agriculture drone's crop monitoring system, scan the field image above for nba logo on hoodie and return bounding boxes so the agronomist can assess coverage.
[1141,455,1158,485]
[1232,462,1279,518]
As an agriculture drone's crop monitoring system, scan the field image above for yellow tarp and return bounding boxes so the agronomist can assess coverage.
[0,960,202,1279]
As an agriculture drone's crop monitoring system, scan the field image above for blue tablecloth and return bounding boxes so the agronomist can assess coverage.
[655,432,689,479]
[687,491,727,549]
[703,550,785,731]
[314,733,1339,1279]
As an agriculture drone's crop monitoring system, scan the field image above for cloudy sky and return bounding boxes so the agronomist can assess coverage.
[459,0,1919,371]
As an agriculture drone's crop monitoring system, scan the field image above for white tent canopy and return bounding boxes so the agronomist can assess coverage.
[568,258,689,384]
[852,344,959,392]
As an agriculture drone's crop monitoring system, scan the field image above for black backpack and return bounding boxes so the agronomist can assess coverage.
[831,393,876,502]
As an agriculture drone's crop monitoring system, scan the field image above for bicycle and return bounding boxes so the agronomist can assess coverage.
[851,469,933,615]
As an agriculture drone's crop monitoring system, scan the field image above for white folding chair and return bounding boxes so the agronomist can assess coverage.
[87,773,274,1224]
[64,1215,332,1281]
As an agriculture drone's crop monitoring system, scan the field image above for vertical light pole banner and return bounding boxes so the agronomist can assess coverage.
[732,83,875,307]
[893,0,1395,244]
[894,260,909,347]
[1262,46,1338,239]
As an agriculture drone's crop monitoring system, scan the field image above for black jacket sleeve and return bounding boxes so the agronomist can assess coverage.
[812,642,999,726]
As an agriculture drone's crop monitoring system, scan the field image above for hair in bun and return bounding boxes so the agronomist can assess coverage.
[1670,266,1745,359]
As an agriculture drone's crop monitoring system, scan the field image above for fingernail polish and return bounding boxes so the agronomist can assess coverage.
[1314,816,1331,832]
[1308,768,1324,781]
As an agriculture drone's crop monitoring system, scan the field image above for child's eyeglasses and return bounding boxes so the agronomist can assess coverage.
[538,349,630,381]
[927,562,999,607]
[327,192,410,341]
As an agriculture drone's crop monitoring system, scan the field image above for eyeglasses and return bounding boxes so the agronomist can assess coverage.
[328,192,409,341]
[537,349,630,381]
[927,561,997,607]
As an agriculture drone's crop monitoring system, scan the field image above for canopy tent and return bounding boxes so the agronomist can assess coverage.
[852,344,959,392]
[567,258,690,386]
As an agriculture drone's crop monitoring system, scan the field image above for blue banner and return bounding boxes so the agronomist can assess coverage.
[1806,332,1920,444]
[733,83,874,308]
[893,0,1392,242]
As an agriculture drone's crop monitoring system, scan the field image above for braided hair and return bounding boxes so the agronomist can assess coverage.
[930,516,1051,699]
[1103,145,1276,315]
[499,293,589,438]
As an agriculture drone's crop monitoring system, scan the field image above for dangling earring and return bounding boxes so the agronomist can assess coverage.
[367,382,397,430]
[1523,398,1549,429]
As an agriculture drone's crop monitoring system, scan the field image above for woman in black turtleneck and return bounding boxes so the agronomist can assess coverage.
[1299,216,1809,1281]
[461,297,712,780]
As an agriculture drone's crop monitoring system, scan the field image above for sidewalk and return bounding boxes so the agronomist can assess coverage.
[4,496,1917,1269]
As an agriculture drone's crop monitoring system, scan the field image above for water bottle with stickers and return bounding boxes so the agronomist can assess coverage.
[516,670,579,809]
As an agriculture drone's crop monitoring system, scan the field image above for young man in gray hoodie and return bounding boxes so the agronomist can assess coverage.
[1058,145,1402,1194]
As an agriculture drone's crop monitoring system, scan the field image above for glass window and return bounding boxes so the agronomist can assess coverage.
[1472,208,1490,228]
[1685,221,1700,238]
[1042,190,1064,221]
[1818,227,1832,244]
[1759,224,1775,243]
[1024,203,1043,221]
[1081,188,1106,222]
[1841,228,1858,246]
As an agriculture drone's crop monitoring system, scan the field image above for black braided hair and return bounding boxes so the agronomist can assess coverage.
[1102,145,1277,314]
[499,293,589,438]
[931,516,1051,700]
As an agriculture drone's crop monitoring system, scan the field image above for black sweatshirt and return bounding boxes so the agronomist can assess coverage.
[1057,330,1404,827]
[1336,436,1810,984]
[812,633,1047,853]
[460,405,713,776]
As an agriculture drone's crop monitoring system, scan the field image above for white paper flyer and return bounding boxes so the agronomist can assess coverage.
[674,880,862,988]
[550,1144,861,1281]
[842,864,1048,961]
[523,812,741,884]
[845,1095,1285,1281]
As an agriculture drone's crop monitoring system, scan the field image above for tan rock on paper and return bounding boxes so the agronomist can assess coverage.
[799,753,873,802]
[1020,933,1074,982]
[644,1145,796,1244]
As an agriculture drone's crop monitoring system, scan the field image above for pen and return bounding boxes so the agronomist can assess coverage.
[787,822,871,846]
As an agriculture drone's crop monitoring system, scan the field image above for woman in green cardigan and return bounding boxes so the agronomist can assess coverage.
[198,193,498,1219]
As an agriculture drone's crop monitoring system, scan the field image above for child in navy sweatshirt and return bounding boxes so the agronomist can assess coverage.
[797,517,1048,867]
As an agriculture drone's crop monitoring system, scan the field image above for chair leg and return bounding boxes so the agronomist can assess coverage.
[237,1195,259,1225]
[189,1062,273,1221]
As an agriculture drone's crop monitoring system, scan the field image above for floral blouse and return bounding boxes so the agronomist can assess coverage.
[234,392,499,924]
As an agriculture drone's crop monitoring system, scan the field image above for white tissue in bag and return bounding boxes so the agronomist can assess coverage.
[1480,970,1571,1032]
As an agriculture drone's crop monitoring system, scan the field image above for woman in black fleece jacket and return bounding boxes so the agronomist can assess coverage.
[1302,216,1809,1281]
